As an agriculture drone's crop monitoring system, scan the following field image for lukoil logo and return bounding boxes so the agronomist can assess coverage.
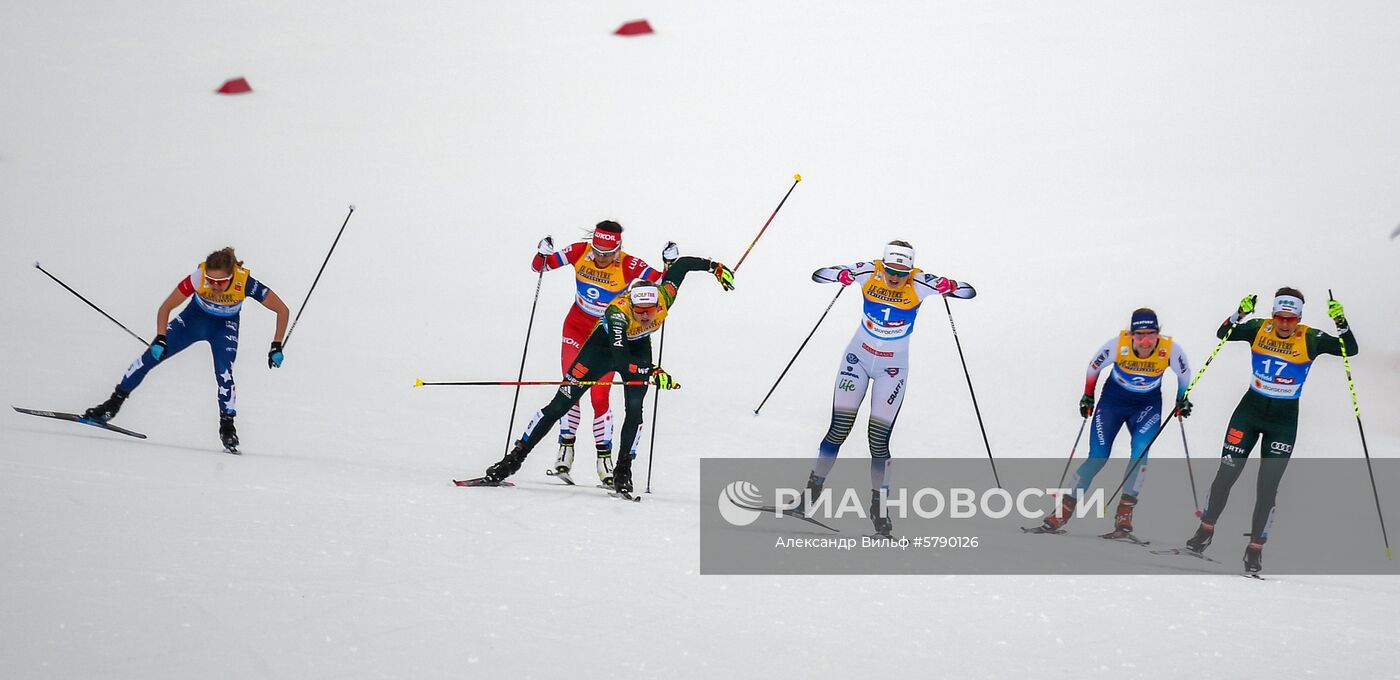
[718,481,764,526]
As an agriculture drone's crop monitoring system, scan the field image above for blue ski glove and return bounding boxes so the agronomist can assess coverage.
[268,341,284,369]
[150,334,168,362]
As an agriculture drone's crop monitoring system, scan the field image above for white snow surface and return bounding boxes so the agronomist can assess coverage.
[3,2,1400,678]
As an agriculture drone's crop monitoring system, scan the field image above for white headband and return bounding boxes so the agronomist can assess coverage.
[630,285,660,307]
[882,244,915,273]
[1272,295,1303,318]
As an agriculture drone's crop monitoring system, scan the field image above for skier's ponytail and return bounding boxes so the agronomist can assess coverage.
[205,247,242,272]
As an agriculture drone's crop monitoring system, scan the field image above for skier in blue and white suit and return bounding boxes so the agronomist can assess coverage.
[81,247,290,451]
[800,240,975,536]
[1037,308,1191,537]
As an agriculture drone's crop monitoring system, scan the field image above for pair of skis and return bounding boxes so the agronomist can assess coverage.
[14,406,241,454]
[453,476,642,502]
[1022,522,1265,579]
[1020,524,1150,545]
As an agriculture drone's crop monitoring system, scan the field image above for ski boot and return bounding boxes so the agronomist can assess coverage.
[1100,494,1139,540]
[219,414,240,453]
[870,489,893,538]
[596,445,615,487]
[1243,540,1264,574]
[1185,521,1215,554]
[793,472,824,516]
[484,440,528,484]
[546,434,577,484]
[612,458,634,495]
[1032,494,1077,534]
[82,387,129,423]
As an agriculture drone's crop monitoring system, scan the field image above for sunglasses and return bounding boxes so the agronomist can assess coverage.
[885,268,912,277]
[205,274,233,284]
[633,305,659,314]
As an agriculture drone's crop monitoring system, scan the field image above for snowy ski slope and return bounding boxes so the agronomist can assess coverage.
[3,2,1399,678]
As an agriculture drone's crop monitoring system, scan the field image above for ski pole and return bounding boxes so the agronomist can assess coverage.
[416,378,660,387]
[34,262,148,345]
[1055,417,1090,490]
[644,320,667,495]
[284,205,355,348]
[1179,418,1201,516]
[1107,320,1239,503]
[943,296,1001,489]
[754,285,846,415]
[500,270,545,456]
[733,174,801,273]
[1330,289,1391,559]
[645,250,679,494]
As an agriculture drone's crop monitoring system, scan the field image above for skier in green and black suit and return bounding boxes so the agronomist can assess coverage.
[1184,287,1357,573]
[479,255,735,494]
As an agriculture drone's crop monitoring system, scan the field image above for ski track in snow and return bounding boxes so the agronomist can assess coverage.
[4,2,1400,678]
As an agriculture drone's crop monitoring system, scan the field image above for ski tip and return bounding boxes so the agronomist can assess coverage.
[414,378,424,387]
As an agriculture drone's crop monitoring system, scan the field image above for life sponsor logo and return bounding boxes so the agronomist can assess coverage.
[838,378,857,392]
[1227,428,1245,445]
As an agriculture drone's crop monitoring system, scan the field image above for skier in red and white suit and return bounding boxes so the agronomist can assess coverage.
[531,220,668,484]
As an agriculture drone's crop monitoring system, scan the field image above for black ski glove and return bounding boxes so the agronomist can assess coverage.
[1175,395,1193,418]
[1079,394,1094,418]
[268,341,284,369]
[150,334,168,362]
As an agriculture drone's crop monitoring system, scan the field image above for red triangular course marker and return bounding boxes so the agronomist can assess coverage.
[614,20,653,36]
[216,77,252,95]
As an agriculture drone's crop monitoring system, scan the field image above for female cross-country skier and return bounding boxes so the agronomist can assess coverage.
[1034,308,1192,539]
[799,240,975,537]
[531,220,668,485]
[81,247,290,452]
[473,255,735,494]
[1183,288,1356,573]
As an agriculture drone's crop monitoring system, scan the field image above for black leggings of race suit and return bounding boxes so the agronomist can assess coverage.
[1201,391,1298,542]
[518,331,652,472]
